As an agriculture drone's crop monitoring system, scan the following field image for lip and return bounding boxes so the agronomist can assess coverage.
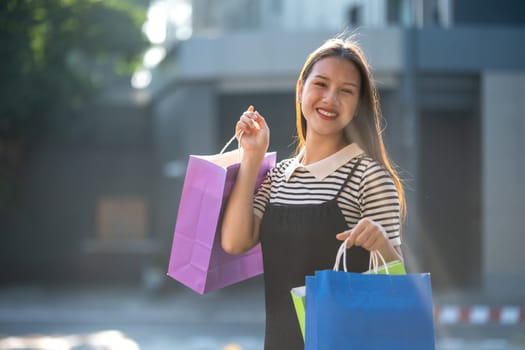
[316,107,338,120]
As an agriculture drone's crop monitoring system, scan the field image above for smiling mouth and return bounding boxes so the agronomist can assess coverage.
[317,108,337,119]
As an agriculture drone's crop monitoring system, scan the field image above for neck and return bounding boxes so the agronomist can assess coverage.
[302,136,347,165]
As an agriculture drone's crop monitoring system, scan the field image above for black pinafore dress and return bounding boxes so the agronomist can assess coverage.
[259,157,369,350]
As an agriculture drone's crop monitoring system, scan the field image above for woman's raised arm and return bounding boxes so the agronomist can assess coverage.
[221,106,270,254]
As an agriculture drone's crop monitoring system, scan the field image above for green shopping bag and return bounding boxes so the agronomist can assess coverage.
[363,259,406,274]
[290,286,306,339]
[290,247,406,341]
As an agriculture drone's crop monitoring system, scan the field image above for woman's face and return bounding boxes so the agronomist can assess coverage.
[298,56,361,143]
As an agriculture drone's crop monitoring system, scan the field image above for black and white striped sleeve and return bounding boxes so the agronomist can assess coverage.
[359,159,401,246]
[253,167,274,219]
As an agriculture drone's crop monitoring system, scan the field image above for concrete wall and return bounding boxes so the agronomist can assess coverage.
[482,72,525,298]
[158,29,403,84]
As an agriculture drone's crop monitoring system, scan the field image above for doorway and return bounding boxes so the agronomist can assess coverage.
[418,76,481,290]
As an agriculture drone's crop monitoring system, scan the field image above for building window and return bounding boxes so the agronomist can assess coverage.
[387,0,402,25]
[347,5,363,27]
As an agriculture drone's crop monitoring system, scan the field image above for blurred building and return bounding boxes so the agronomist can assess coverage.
[2,0,524,301]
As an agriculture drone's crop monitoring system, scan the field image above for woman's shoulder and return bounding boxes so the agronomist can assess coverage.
[345,154,392,180]
[342,154,375,171]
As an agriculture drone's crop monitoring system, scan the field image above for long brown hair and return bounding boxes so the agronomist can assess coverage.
[295,36,406,219]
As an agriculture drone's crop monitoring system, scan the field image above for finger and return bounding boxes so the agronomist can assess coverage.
[240,116,259,132]
[354,224,372,246]
[236,121,253,138]
[241,112,259,129]
[351,223,367,244]
[242,105,256,119]
[240,115,256,124]
[236,120,250,133]
[371,234,389,252]
[355,217,373,233]
[336,231,350,241]
[346,232,355,249]
[251,112,261,129]
[361,234,378,251]
[336,230,355,248]
[254,111,270,130]
[344,231,357,249]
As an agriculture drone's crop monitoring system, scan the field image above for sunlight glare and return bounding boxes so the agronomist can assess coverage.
[85,330,140,350]
[131,69,152,89]
[223,344,243,350]
[169,2,192,26]
[143,1,168,44]
[0,331,140,350]
[143,46,167,68]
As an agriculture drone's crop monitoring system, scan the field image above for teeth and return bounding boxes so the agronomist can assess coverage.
[318,108,337,117]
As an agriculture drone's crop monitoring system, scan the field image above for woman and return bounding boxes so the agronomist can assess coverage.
[221,36,406,350]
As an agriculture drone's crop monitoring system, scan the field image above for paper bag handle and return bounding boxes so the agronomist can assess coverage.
[219,130,245,155]
[368,250,390,274]
[333,237,390,274]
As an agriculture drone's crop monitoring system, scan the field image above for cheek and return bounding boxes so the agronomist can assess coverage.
[346,98,360,114]
[300,93,313,112]
[301,106,310,121]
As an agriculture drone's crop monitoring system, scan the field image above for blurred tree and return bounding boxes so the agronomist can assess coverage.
[0,0,149,208]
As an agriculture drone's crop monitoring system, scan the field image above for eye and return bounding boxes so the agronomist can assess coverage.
[341,89,354,94]
[314,81,326,87]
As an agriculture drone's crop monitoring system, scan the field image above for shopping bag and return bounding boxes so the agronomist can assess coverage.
[167,136,276,294]
[291,248,407,341]
[363,259,406,274]
[290,286,306,339]
[305,241,435,350]
[359,247,407,275]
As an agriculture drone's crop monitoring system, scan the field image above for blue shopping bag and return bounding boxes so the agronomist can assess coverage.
[292,251,406,342]
[305,244,436,350]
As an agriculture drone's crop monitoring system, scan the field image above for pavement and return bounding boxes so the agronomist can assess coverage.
[0,275,524,350]
[0,276,266,350]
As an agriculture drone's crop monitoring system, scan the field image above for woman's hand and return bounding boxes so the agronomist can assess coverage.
[336,218,403,262]
[236,105,270,160]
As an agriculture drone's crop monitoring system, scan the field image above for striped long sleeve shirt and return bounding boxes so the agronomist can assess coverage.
[253,143,401,246]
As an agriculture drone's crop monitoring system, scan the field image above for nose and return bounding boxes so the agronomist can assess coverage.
[322,88,338,104]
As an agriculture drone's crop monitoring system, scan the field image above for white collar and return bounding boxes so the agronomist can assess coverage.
[283,143,364,181]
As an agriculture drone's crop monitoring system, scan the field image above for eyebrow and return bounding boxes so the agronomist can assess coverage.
[314,74,360,88]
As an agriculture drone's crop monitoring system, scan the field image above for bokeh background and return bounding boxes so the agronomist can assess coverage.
[1,0,524,349]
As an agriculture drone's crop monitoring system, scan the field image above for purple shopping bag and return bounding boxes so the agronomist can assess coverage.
[167,148,276,294]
